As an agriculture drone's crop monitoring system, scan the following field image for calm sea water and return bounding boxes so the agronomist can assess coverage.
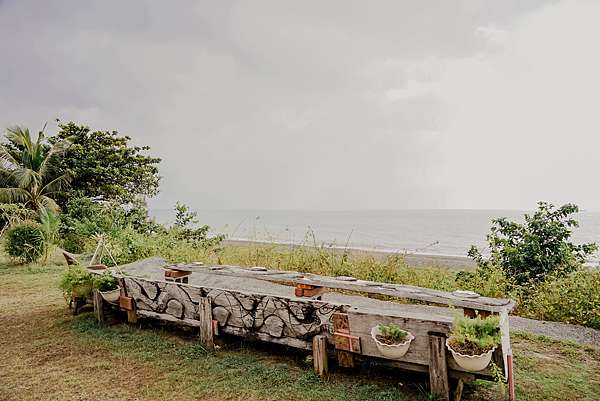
[150,209,600,260]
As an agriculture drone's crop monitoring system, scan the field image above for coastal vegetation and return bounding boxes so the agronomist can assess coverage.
[0,122,599,400]
[0,123,598,330]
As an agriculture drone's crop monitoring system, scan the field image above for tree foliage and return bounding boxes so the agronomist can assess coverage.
[51,121,161,203]
[468,202,597,284]
[0,126,71,210]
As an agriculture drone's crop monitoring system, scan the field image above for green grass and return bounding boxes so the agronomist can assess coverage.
[0,253,599,401]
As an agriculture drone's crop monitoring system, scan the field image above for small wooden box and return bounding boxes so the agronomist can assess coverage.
[119,295,134,311]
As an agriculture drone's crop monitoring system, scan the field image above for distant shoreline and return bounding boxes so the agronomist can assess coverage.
[222,238,476,269]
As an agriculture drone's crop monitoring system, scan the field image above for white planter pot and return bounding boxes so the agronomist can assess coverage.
[371,326,414,359]
[446,338,496,372]
[100,287,121,304]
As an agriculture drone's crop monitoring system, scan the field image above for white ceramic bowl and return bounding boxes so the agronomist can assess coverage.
[100,287,121,303]
[446,338,496,372]
[371,326,414,359]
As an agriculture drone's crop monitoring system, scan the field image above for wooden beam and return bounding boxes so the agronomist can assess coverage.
[167,264,515,313]
[429,333,450,401]
[199,297,214,349]
[453,379,464,401]
[312,335,329,380]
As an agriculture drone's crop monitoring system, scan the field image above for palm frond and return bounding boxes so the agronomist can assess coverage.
[0,145,20,170]
[39,195,60,211]
[10,167,41,190]
[5,126,31,149]
[40,173,71,196]
[39,139,71,179]
[0,187,31,204]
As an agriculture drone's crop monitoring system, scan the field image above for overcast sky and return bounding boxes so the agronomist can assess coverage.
[1,0,599,211]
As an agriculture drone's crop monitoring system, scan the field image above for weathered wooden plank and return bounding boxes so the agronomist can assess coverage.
[137,310,201,327]
[313,334,329,380]
[345,309,495,377]
[453,379,464,401]
[337,350,355,368]
[345,309,451,366]
[168,264,514,312]
[199,297,214,349]
[93,290,105,323]
[123,276,348,343]
[361,356,477,382]
[429,333,450,401]
[220,326,312,349]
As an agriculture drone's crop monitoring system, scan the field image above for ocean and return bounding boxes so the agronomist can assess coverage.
[150,209,600,261]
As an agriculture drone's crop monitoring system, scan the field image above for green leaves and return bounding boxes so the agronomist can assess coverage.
[4,221,46,263]
[469,202,597,284]
[0,125,71,210]
[450,315,501,351]
[377,323,408,342]
[51,122,161,204]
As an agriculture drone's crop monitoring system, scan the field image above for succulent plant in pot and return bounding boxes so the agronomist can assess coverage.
[371,323,414,359]
[446,314,501,372]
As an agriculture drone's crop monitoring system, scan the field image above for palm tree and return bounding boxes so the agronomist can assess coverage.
[0,125,71,210]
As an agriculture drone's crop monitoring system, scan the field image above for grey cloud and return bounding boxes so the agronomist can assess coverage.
[4,0,586,211]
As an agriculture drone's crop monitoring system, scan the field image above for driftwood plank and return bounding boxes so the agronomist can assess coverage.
[429,333,450,401]
[93,290,105,323]
[312,334,329,380]
[199,297,214,349]
[122,276,347,349]
[168,264,515,313]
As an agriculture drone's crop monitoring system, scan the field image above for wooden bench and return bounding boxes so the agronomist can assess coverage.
[92,263,515,401]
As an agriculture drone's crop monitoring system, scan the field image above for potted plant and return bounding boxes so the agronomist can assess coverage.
[446,314,501,372]
[59,267,94,304]
[93,271,121,303]
[371,323,414,359]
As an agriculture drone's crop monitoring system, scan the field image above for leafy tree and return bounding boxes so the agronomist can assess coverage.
[50,121,161,203]
[468,202,597,284]
[171,202,225,250]
[0,126,70,210]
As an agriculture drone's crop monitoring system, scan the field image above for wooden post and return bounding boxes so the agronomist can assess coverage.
[453,379,464,401]
[507,354,515,401]
[92,290,105,323]
[312,335,329,380]
[429,333,450,401]
[199,297,214,349]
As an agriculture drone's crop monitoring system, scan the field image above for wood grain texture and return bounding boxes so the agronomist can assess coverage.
[429,333,450,401]
[93,290,105,323]
[313,334,329,380]
[199,297,214,349]
[167,264,515,312]
[123,276,347,348]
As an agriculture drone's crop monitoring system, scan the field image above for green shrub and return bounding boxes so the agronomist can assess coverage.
[93,270,119,292]
[59,267,94,302]
[448,315,501,355]
[468,202,597,284]
[377,323,408,343]
[4,222,46,263]
[518,270,600,329]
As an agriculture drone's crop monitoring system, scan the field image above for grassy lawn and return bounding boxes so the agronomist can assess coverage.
[1,259,598,401]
